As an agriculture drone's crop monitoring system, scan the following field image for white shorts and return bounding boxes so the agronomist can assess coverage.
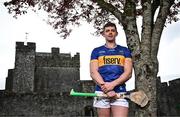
[93,91,129,108]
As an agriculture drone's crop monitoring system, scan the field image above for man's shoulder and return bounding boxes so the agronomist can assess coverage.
[117,45,129,50]
[93,45,105,50]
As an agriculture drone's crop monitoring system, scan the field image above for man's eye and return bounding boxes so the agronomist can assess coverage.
[105,30,110,32]
[111,29,116,32]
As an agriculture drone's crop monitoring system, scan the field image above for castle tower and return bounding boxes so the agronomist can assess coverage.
[12,42,36,93]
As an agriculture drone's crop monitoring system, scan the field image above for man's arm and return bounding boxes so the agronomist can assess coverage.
[90,60,116,96]
[90,60,105,86]
[102,58,133,91]
[113,58,133,85]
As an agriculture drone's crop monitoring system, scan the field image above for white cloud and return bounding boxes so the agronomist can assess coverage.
[158,37,180,82]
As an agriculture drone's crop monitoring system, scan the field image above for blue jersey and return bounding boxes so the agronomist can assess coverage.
[90,45,132,93]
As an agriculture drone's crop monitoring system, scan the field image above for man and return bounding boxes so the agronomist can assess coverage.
[90,22,133,117]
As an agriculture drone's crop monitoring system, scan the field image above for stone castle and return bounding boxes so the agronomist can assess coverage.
[0,42,180,116]
[5,42,81,93]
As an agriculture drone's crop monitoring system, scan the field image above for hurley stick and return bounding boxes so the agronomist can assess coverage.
[70,89,149,107]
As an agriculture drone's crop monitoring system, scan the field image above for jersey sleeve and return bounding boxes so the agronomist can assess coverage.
[124,48,132,59]
[90,48,99,62]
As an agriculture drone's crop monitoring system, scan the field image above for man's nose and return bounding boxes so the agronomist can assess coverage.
[109,32,113,35]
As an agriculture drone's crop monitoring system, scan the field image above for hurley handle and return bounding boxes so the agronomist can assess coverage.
[70,89,128,98]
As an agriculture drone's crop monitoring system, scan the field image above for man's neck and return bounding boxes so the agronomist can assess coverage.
[105,42,117,49]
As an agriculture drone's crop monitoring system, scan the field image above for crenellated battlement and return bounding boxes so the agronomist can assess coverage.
[16,42,36,52]
[51,47,60,55]
[168,78,180,87]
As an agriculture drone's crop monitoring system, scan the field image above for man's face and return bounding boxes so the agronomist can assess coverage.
[102,26,118,42]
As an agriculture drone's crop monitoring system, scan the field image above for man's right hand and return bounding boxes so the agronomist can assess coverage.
[101,82,115,93]
[106,90,117,98]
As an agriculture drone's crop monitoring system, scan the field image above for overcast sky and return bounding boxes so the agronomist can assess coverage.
[0,1,180,90]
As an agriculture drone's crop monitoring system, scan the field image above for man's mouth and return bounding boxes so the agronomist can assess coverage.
[108,35,113,38]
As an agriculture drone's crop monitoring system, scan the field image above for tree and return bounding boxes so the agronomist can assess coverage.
[4,0,180,116]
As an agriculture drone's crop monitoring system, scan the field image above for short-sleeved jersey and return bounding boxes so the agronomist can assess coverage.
[90,45,132,93]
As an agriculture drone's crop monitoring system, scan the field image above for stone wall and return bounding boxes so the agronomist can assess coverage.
[157,78,180,116]
[34,67,80,93]
[2,78,180,116]
[13,42,36,93]
[5,69,14,91]
[0,92,94,117]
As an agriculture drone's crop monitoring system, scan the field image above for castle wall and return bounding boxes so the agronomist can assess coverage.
[34,67,80,93]
[157,78,180,116]
[13,42,36,93]
[5,69,14,91]
[167,78,180,115]
[0,92,94,117]
[35,48,79,68]
[157,81,170,116]
[35,52,72,67]
[80,80,96,93]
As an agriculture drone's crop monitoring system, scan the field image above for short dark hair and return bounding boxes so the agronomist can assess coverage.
[103,22,117,31]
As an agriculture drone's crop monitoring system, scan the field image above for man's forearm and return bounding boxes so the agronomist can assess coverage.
[111,58,133,87]
[90,71,105,86]
[111,71,132,87]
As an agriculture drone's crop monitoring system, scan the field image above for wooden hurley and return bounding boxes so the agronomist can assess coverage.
[70,89,149,107]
